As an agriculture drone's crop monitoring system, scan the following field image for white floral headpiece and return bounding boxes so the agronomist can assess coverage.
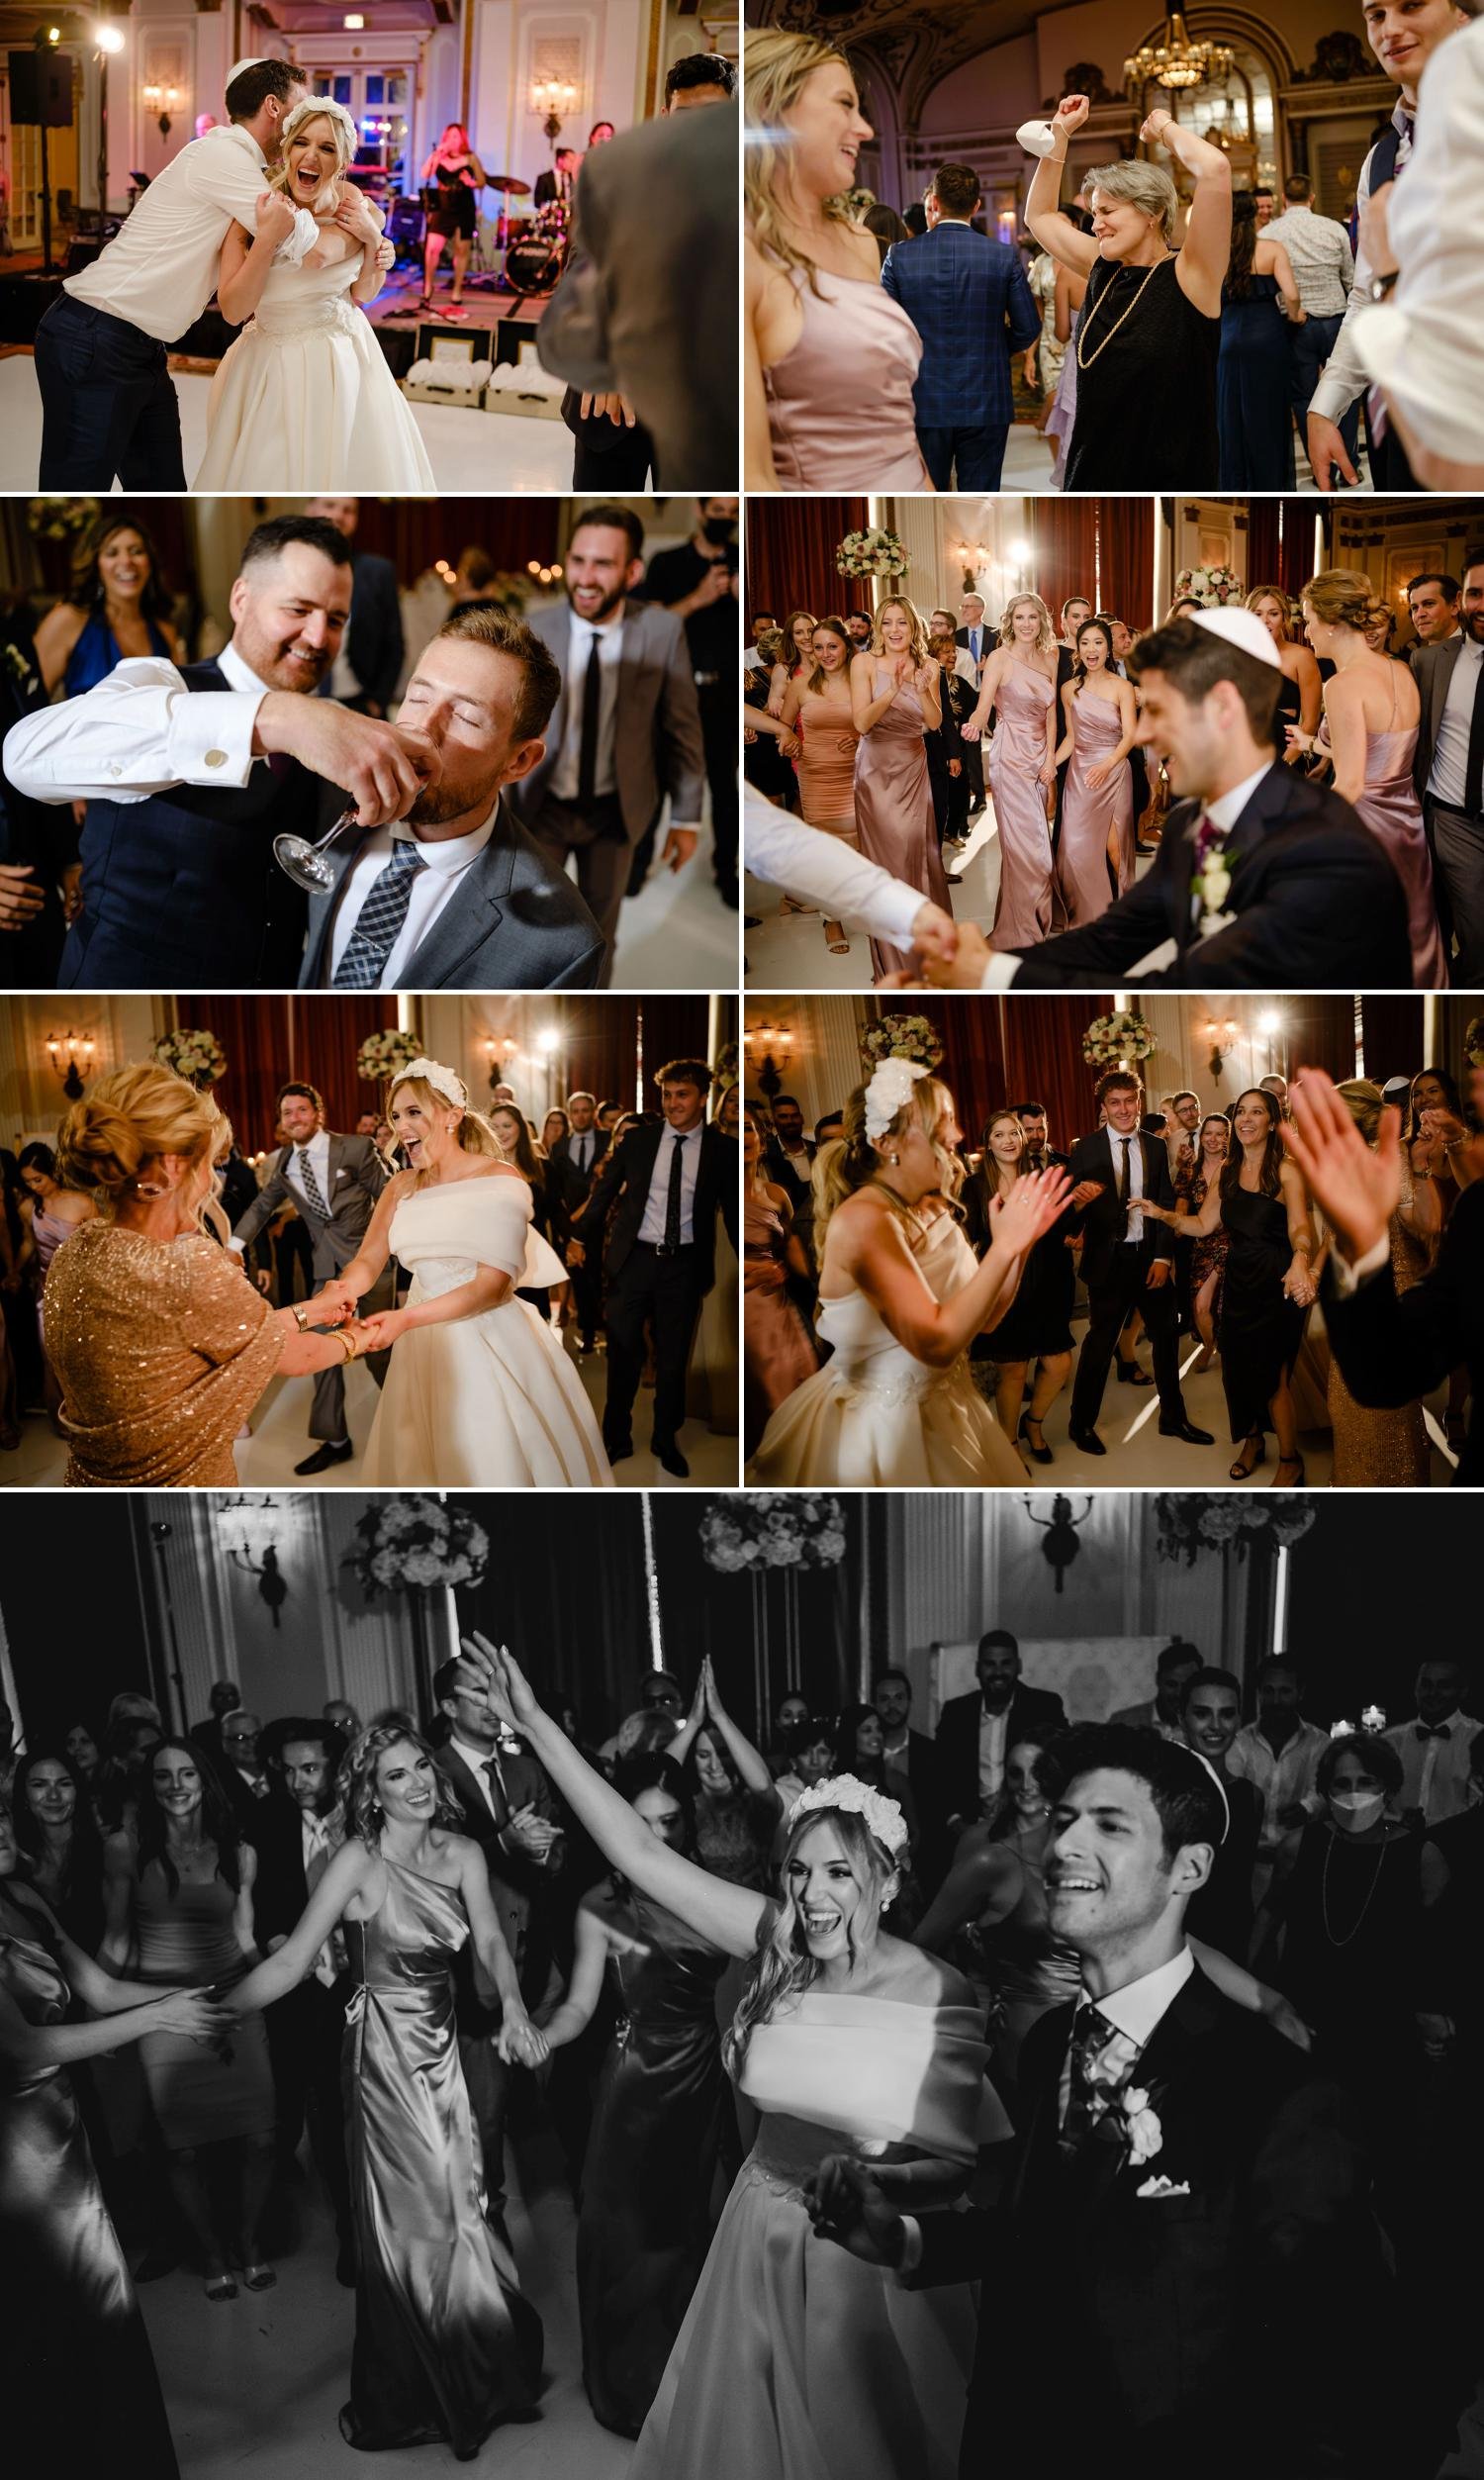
[280,95,360,163]
[864,1057,929,1145]
[788,1772,909,1859]
[394,1057,468,1110]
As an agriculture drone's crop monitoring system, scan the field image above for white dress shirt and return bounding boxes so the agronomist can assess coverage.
[3,634,274,807]
[567,1127,600,1179]
[1228,1719,1332,1854]
[637,1122,702,1247]
[976,1703,1009,1809]
[450,1732,510,1824]
[1352,20,1484,466]
[322,810,500,988]
[1309,98,1414,427]
[1425,636,1484,811]
[230,1129,332,1257]
[64,124,317,339]
[1105,1125,1147,1245]
[1385,1709,1482,1823]
[745,788,925,951]
[549,613,623,801]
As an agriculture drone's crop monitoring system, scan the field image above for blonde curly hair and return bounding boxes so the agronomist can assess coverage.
[814,1072,958,1252]
[266,96,358,217]
[871,596,930,664]
[1301,568,1387,637]
[745,31,862,296]
[998,592,1056,655]
[57,1063,230,1228]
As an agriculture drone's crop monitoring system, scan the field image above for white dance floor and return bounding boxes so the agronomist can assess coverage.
[0,351,572,491]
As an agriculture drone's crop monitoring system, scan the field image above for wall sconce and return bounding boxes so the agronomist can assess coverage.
[1201,1016,1241,1082]
[1023,1492,1094,1593]
[530,75,577,143]
[142,81,179,138]
[46,1030,95,1099]
[222,1495,288,1628]
[743,1018,792,1100]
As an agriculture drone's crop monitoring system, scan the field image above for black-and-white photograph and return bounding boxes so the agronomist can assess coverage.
[1,1485,1479,2477]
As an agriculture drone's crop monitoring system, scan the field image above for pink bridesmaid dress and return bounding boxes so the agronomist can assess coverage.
[987,661,1056,951]
[1318,686,1447,988]
[854,662,951,980]
[1053,686,1135,928]
[763,271,930,491]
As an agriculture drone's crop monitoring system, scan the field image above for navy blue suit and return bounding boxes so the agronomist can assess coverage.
[881,222,1041,491]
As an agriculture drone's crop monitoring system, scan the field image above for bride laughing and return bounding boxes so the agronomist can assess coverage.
[194,96,435,491]
[317,1058,613,1486]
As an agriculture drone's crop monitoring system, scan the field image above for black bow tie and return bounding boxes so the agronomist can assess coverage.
[1416,1724,1451,1742]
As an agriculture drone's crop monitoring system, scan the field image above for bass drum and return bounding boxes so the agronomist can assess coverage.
[505,235,564,291]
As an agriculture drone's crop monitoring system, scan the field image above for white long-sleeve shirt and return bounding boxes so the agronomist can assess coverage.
[1351,17,1484,467]
[1308,97,1414,428]
[64,124,317,339]
[3,638,271,805]
[745,786,927,954]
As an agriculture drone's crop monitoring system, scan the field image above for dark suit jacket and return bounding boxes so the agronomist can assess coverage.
[513,598,706,851]
[545,1126,611,1237]
[438,1741,558,2011]
[1324,1181,1484,1484]
[911,1969,1394,2478]
[0,615,72,988]
[535,102,738,488]
[298,797,604,990]
[231,1130,385,1267]
[880,223,1041,429]
[250,1800,330,1949]
[935,1682,1068,1828]
[341,549,403,715]
[1008,761,1413,989]
[578,1117,738,1294]
[1066,1126,1176,1290]
[1411,635,1480,807]
[532,168,575,211]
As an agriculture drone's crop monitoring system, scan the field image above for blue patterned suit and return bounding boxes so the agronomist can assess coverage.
[881,221,1041,490]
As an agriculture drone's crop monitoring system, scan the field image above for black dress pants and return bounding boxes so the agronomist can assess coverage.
[35,295,187,489]
[1070,1242,1181,1432]
[603,1241,704,1451]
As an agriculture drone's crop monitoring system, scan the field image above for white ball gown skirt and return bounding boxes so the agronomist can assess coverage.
[360,1171,613,1486]
[194,248,436,491]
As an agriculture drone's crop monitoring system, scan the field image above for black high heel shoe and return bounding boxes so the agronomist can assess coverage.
[1019,1413,1054,1466]
[1115,1355,1153,1386]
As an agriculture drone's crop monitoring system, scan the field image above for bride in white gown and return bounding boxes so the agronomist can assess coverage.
[748,1060,1072,1487]
[319,1058,612,1486]
[195,97,436,491]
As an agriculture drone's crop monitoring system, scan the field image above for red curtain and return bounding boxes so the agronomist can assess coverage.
[1023,503,1099,631]
[873,996,1113,1153]
[745,498,870,629]
[1277,996,1358,1081]
[1101,498,1155,631]
[175,997,397,1152]
[1241,499,1322,604]
[350,501,561,576]
[1359,997,1425,1082]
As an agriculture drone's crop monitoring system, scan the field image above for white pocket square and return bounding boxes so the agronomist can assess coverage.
[1136,2175,1191,2200]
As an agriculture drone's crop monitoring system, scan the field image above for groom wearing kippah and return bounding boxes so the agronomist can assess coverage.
[806,1725,1398,2478]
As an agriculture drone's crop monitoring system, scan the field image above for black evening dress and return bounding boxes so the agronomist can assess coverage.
[340,1857,543,2456]
[578,1888,729,2435]
[0,1909,180,2475]
[1272,668,1302,756]
[1217,1186,1307,1439]
[1063,256,1219,490]
[1217,271,1295,489]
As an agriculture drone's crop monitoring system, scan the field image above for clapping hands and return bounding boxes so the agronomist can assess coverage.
[989,1163,1074,1254]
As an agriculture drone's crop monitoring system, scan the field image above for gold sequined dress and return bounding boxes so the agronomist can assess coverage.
[1327,1159,1433,1486]
[44,1223,284,1487]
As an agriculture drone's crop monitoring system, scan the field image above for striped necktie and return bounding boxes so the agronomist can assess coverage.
[332,839,425,989]
[296,1147,331,1222]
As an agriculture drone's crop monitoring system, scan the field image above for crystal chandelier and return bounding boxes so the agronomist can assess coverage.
[1125,12,1235,92]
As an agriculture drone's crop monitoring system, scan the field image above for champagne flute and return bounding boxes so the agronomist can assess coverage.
[273,806,359,894]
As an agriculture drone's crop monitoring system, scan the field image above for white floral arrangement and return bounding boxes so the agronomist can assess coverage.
[1464,1016,1484,1068]
[345,1495,490,1598]
[1173,563,1243,608]
[698,1493,847,1573]
[860,1013,944,1070]
[836,527,907,582]
[1080,1010,1156,1068]
[1155,1494,1318,1564]
[356,1029,422,1085]
[28,497,101,542]
[152,1028,228,1088]
[788,1773,909,1857]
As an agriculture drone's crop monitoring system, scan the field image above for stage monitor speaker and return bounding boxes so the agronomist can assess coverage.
[8,51,74,128]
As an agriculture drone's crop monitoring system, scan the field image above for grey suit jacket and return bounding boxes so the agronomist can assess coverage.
[510,598,706,850]
[1411,635,1465,801]
[297,799,604,990]
[232,1131,385,1268]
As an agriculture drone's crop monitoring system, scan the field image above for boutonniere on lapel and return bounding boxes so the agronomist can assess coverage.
[1083,2031,1164,2168]
[2,642,38,694]
[1189,811,1237,941]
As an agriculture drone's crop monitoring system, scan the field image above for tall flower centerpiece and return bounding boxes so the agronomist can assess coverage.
[356,1029,421,1087]
[152,1029,228,1090]
[344,1498,491,1706]
[699,1494,847,1572]
[836,526,907,585]
[1155,1496,1317,1563]
[861,1013,944,1070]
[1080,1009,1156,1070]
[1172,563,1243,608]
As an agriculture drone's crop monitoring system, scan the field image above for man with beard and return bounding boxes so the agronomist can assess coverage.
[511,504,705,986]
[300,603,603,988]
[3,516,429,988]
[634,497,740,907]
[304,496,404,719]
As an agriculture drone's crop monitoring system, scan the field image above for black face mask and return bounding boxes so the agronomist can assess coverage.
[701,518,736,546]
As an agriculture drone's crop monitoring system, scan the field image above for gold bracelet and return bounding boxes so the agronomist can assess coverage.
[337,1331,357,1364]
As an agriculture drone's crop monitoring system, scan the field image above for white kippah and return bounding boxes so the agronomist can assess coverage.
[1188,607,1281,670]
[227,56,271,89]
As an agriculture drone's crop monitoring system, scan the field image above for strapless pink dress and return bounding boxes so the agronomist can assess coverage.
[987,660,1056,950]
[763,268,930,491]
[1318,705,1447,989]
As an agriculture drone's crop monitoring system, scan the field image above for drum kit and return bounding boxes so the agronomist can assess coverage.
[395,169,568,302]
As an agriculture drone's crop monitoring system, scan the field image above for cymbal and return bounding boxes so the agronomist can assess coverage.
[484,173,531,195]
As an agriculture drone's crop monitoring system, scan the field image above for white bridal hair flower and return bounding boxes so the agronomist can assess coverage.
[788,1773,910,1858]
[864,1057,929,1145]
[398,1057,469,1108]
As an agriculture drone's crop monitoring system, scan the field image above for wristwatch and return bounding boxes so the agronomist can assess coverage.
[292,1303,312,1332]
[1367,269,1399,302]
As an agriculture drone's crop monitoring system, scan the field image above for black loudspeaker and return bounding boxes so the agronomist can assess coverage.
[8,51,74,128]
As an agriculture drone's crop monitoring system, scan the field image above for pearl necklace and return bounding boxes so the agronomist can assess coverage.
[1076,255,1169,371]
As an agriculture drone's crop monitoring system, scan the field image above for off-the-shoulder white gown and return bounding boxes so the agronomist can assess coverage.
[361,1175,613,1486]
[195,239,435,490]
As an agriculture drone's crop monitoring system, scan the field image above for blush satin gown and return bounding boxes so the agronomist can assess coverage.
[1317,688,1447,989]
[987,660,1056,950]
[360,1173,614,1485]
[1054,685,1134,927]
[853,662,951,980]
[340,1857,543,2454]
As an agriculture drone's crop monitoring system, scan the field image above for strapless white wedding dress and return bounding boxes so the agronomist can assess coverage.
[746,1213,1024,1487]
[361,1175,613,1486]
[194,242,436,490]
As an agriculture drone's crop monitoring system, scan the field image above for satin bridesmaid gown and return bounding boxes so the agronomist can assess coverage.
[1054,685,1135,927]
[340,1856,543,2455]
[854,661,951,980]
[987,660,1056,950]
[762,270,930,491]
[0,1913,180,2474]
[794,684,862,844]
[1318,686,1447,989]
